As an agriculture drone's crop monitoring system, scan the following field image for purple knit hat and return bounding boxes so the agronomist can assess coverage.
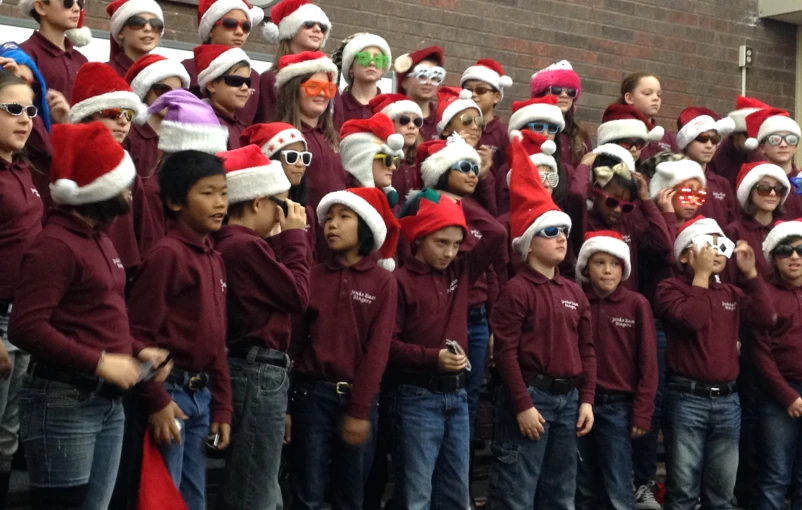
[529,60,582,102]
[147,89,229,153]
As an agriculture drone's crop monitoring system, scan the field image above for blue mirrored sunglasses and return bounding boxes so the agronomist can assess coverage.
[536,225,570,238]
[526,122,560,134]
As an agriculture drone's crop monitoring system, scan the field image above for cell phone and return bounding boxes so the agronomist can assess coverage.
[205,432,220,451]
[269,196,289,217]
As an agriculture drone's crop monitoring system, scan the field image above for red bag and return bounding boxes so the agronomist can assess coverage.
[136,430,187,510]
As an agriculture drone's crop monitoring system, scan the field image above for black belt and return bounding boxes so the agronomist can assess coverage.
[668,378,737,399]
[228,345,292,370]
[294,373,351,395]
[395,372,466,393]
[28,363,128,399]
[166,367,209,392]
[594,390,634,406]
[524,372,583,395]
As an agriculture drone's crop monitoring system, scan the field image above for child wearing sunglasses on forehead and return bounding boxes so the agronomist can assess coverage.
[332,33,392,129]
[618,73,679,161]
[393,46,446,142]
[105,0,164,77]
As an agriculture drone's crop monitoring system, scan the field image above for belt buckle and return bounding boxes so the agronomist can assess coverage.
[709,387,721,399]
[187,375,203,392]
[335,382,350,395]
[553,379,571,394]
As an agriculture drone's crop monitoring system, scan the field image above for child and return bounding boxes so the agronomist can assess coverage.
[289,187,399,508]
[333,33,392,129]
[656,215,776,509]
[214,145,310,510]
[488,136,595,510]
[194,44,251,150]
[709,95,769,189]
[392,46,445,141]
[340,113,405,204]
[618,73,678,161]
[648,157,708,229]
[105,0,164,77]
[596,103,665,163]
[574,231,658,510]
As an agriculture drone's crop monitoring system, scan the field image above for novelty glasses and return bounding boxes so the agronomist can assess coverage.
[354,51,389,69]
[593,188,635,213]
[677,187,708,206]
[281,150,313,167]
[766,133,800,146]
[539,170,559,188]
[374,153,401,168]
[526,122,560,135]
[214,17,251,33]
[410,65,446,86]
[691,234,735,258]
[301,80,337,99]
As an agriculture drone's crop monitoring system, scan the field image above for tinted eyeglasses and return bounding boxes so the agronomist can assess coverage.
[214,17,252,33]
[773,244,802,259]
[548,86,578,98]
[97,108,135,122]
[300,80,337,99]
[593,188,636,213]
[221,75,251,88]
[0,103,38,118]
[463,85,495,96]
[124,15,164,31]
[281,150,312,167]
[614,138,647,151]
[753,183,788,197]
[766,133,800,146]
[451,160,480,176]
[677,187,708,206]
[48,0,85,10]
[526,122,560,135]
[374,153,400,168]
[694,132,722,145]
[149,83,174,97]
[269,196,289,217]
[458,113,485,129]
[398,115,423,128]
[536,225,570,238]
[302,21,329,33]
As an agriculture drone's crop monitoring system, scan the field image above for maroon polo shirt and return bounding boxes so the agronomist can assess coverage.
[697,170,737,227]
[419,103,438,142]
[637,208,678,306]
[213,105,245,150]
[723,216,776,283]
[136,175,166,257]
[585,284,657,430]
[291,255,397,420]
[782,166,802,220]
[656,273,775,383]
[708,135,760,190]
[0,158,44,299]
[128,224,231,423]
[102,176,142,271]
[392,158,419,208]
[559,128,593,182]
[25,116,53,208]
[20,31,88,99]
[334,87,378,130]
[460,198,502,310]
[255,68,277,123]
[302,120,347,209]
[491,264,596,413]
[124,121,161,178]
[106,51,134,78]
[183,57,261,127]
[9,208,140,373]
[481,117,509,179]
[640,129,679,161]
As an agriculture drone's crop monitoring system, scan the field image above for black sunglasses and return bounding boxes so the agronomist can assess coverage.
[51,0,85,10]
[451,160,479,176]
[281,150,312,167]
[221,75,251,88]
[0,103,38,118]
[269,196,289,217]
[398,115,423,128]
[536,225,570,238]
[773,244,802,259]
[613,138,647,151]
[302,21,328,33]
[549,86,577,98]
[124,15,164,31]
[149,83,174,98]
[594,188,636,213]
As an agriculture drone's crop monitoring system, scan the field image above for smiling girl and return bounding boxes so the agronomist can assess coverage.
[332,33,391,129]
[104,0,164,77]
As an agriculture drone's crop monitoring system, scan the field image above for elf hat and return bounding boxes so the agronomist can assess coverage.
[575,230,632,283]
[146,89,229,153]
[676,106,736,151]
[194,45,251,91]
[18,0,92,46]
[744,108,801,151]
[340,33,391,85]
[735,161,790,210]
[49,122,135,205]
[763,220,802,261]
[106,0,164,43]
[508,134,572,259]
[728,95,772,133]
[198,0,264,43]
[340,114,405,188]
[591,143,636,187]
[124,54,191,101]
[218,144,291,204]
[240,122,306,158]
[507,129,557,186]
[436,87,482,135]
[418,133,481,188]
[674,215,725,261]
[69,63,144,124]
[461,58,513,99]
[263,0,331,46]
[597,103,665,145]
[508,96,565,134]
[275,51,338,90]
[393,46,444,94]
[530,60,581,101]
[317,187,401,271]
[648,158,707,199]
[368,93,423,120]
[399,192,468,244]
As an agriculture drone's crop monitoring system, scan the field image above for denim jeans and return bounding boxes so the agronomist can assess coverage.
[487,385,579,510]
[392,384,470,510]
[159,383,212,510]
[290,380,378,510]
[219,351,290,510]
[0,306,29,474]
[632,322,666,487]
[663,385,740,510]
[466,305,489,440]
[19,376,125,510]
[576,399,636,510]
[755,382,802,510]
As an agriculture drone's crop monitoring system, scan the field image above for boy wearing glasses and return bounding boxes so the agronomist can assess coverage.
[488,137,595,510]
[333,33,392,129]
[393,46,446,141]
[105,0,164,77]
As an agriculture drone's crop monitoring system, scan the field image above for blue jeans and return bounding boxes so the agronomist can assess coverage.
[466,305,489,440]
[290,380,378,510]
[159,383,212,510]
[756,382,802,510]
[632,322,666,486]
[392,384,470,510]
[576,398,636,510]
[487,385,579,510]
[0,305,29,473]
[663,385,740,510]
[19,376,125,510]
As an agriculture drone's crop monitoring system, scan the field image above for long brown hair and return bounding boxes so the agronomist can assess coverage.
[272,72,338,150]
[274,40,295,62]
[618,72,655,105]
[563,108,589,167]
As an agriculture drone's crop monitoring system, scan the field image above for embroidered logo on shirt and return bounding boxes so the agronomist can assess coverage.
[471,229,483,240]
[713,191,726,201]
[351,290,376,305]
[562,299,579,310]
[112,257,124,270]
[612,317,635,328]
[447,279,459,294]
[30,187,40,198]
[658,142,670,150]
[721,301,737,311]
[622,234,632,244]
[220,279,227,292]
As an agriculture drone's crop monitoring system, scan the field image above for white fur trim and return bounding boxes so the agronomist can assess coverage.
[575,235,632,283]
[259,128,306,157]
[420,139,481,188]
[197,47,250,90]
[341,34,391,85]
[756,116,802,146]
[109,0,163,40]
[736,162,790,211]
[198,0,253,42]
[50,150,135,205]
[68,90,144,124]
[158,120,229,153]
[674,217,724,261]
[648,159,706,199]
[436,90,481,134]
[592,143,636,172]
[340,132,383,188]
[380,100,422,120]
[597,119,649,145]
[275,57,338,90]
[508,103,565,133]
[529,154,558,173]
[226,160,291,204]
[274,3,331,47]
[316,190,386,250]
[540,139,556,156]
[65,26,92,47]
[677,115,735,151]
[386,133,404,152]
[763,221,802,261]
[728,107,761,132]
[130,60,191,100]
[377,258,395,271]
[512,210,572,260]
[461,65,512,99]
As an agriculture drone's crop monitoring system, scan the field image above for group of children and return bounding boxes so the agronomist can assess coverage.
[0,0,800,509]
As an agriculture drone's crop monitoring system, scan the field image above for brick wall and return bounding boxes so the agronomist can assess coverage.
[0,0,796,132]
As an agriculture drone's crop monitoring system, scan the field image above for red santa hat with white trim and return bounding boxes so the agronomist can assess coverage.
[69,63,144,124]
[194,44,251,91]
[506,129,557,186]
[218,145,291,204]
[735,161,790,211]
[368,93,423,120]
[317,188,401,271]
[436,86,482,135]
[19,0,92,46]
[648,158,706,199]
[275,51,338,91]
[197,0,264,42]
[763,219,802,261]
[263,0,330,46]
[575,231,632,283]
[106,0,164,44]
[417,133,481,188]
[674,215,725,261]
[393,46,444,94]
[461,59,513,99]
[340,114,405,188]
[340,33,391,86]
[124,54,191,101]
[240,122,306,158]
[676,106,736,151]
[728,95,772,133]
[743,108,801,151]
[597,103,665,145]
[508,96,565,134]
[49,122,136,206]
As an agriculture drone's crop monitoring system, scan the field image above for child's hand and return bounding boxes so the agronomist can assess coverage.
[576,402,594,437]
[438,349,468,372]
[47,90,70,125]
[633,172,650,202]
[478,145,493,179]
[655,188,676,213]
[788,397,802,418]
[210,422,231,450]
[341,416,371,445]
[733,240,758,279]
[138,347,173,383]
[0,58,21,77]
[688,244,716,278]
[279,198,307,231]
[516,407,546,440]
[580,152,597,167]
[148,401,188,445]
[631,426,648,438]
[96,353,141,389]
[0,343,11,380]
[284,415,292,444]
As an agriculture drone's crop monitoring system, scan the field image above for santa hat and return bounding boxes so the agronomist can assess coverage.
[275,51,338,91]
[49,122,135,206]
[340,33,391,85]
[137,431,187,510]
[743,108,802,151]
[508,96,565,134]
[763,220,802,261]
[218,145,291,204]
[18,0,92,46]
[591,143,636,187]
[146,89,229,153]
[393,46,444,94]
[676,106,736,151]
[506,129,557,186]
[368,93,423,120]
[735,161,791,211]
[399,192,468,244]
[240,122,306,157]
[575,231,632,283]
[198,0,264,43]
[69,63,143,124]
[316,188,401,271]
[728,95,772,133]
[597,103,665,145]
[461,59,513,99]
[674,215,725,261]
[530,60,581,101]
[340,114,405,188]
[106,0,164,43]
[124,54,191,101]
[648,158,707,199]
[418,133,481,188]
[194,45,251,91]
[508,135,572,259]
[436,87,482,135]
[263,0,330,46]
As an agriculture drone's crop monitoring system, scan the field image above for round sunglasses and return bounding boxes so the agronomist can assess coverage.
[766,133,800,146]
[374,153,400,168]
[124,15,164,31]
[773,244,802,259]
[281,150,312,167]
[526,122,560,135]
[0,103,38,118]
[451,160,479,176]
[536,225,570,238]
[214,17,251,33]
[398,115,423,128]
